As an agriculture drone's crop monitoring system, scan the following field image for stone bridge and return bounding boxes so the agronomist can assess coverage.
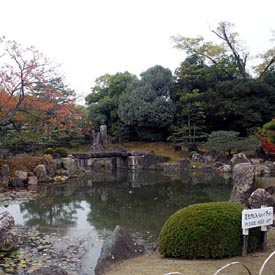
[72,151,170,170]
[72,151,132,169]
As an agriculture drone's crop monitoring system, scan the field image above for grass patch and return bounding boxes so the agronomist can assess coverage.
[70,141,190,162]
[115,142,189,161]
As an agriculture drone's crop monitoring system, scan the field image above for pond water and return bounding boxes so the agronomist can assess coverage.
[0,169,233,275]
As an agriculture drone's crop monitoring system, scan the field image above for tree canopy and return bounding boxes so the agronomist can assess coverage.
[3,21,275,150]
[117,65,176,140]
[0,38,88,152]
[172,21,275,80]
[169,21,275,140]
[85,71,137,134]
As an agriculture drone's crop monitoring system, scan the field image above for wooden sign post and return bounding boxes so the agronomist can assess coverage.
[241,206,273,256]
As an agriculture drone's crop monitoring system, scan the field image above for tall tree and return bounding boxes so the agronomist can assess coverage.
[140,65,174,97]
[172,21,275,80]
[171,22,275,137]
[0,38,88,151]
[0,37,57,127]
[0,76,87,151]
[85,72,137,134]
[206,79,275,134]
[118,65,176,140]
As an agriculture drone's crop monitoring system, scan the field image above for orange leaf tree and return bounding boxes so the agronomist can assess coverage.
[0,38,88,152]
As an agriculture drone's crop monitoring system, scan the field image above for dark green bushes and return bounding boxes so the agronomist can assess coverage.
[44,148,55,155]
[158,202,261,259]
[54,148,68,157]
[44,147,68,157]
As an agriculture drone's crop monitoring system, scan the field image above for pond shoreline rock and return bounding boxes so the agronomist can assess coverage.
[248,188,275,208]
[0,211,18,251]
[230,162,255,206]
[95,225,146,275]
[0,154,81,191]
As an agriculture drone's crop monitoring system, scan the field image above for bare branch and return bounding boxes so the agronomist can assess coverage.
[259,56,275,78]
[212,22,248,79]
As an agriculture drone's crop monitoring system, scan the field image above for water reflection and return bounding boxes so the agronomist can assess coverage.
[1,170,232,245]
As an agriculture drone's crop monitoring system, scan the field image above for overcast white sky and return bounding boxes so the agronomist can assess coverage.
[0,0,274,103]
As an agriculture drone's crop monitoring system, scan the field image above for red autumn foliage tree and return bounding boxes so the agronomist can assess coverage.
[261,119,275,153]
[0,37,89,150]
[0,37,57,126]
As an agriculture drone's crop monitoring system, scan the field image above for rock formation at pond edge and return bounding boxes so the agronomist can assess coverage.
[0,211,18,251]
[249,188,275,208]
[95,225,146,275]
[230,162,255,206]
[230,162,275,208]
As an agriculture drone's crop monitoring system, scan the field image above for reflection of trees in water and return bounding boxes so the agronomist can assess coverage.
[18,170,232,241]
[20,195,83,232]
[85,172,232,241]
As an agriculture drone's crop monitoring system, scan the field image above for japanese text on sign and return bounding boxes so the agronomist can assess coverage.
[242,207,273,229]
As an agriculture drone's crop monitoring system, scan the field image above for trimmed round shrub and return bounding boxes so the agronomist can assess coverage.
[44,148,55,155]
[54,148,68,157]
[158,202,261,259]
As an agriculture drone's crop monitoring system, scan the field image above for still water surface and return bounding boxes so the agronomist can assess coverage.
[0,169,233,273]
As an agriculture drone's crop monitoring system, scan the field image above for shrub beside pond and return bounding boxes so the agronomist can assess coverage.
[54,148,68,157]
[44,148,55,155]
[44,148,68,157]
[158,202,262,259]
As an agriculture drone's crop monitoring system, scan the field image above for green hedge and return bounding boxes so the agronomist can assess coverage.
[44,147,68,157]
[158,202,261,259]
[54,148,68,157]
[44,148,55,155]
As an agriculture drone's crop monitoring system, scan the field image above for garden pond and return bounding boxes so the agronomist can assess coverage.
[0,169,233,275]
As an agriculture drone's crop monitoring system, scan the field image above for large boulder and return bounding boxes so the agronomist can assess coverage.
[1,164,10,187]
[31,265,68,275]
[42,154,56,176]
[91,131,102,152]
[61,157,77,176]
[28,175,38,186]
[191,152,204,163]
[230,162,255,206]
[62,157,74,170]
[9,170,28,189]
[34,164,51,183]
[52,158,63,169]
[143,153,170,169]
[254,164,271,176]
[27,175,38,191]
[203,150,221,162]
[248,188,275,208]
[95,225,146,275]
[230,152,250,167]
[0,211,18,251]
[265,161,275,172]
[15,170,28,182]
[100,124,109,149]
[250,158,264,165]
[213,162,232,172]
[9,177,24,188]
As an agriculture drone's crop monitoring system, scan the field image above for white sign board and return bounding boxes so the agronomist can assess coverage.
[242,207,273,230]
